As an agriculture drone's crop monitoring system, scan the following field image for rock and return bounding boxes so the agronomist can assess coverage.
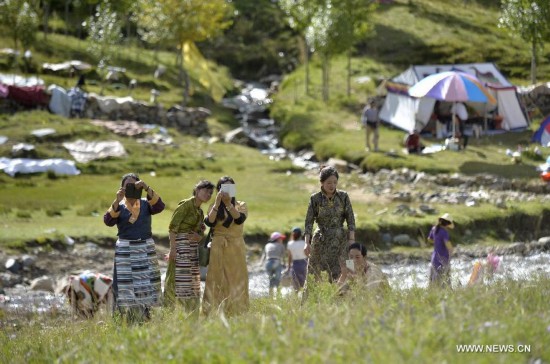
[419,205,436,214]
[21,254,37,268]
[393,234,410,245]
[0,272,23,288]
[5,258,22,274]
[30,276,55,292]
[392,192,412,202]
[508,242,527,255]
[495,198,507,209]
[327,158,348,173]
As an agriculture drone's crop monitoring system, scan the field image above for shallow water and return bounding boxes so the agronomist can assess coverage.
[2,252,549,314]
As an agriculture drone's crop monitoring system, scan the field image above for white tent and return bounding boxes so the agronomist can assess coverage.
[378,63,529,133]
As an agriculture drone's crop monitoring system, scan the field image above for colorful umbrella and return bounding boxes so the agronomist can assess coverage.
[408,71,496,140]
[408,71,496,104]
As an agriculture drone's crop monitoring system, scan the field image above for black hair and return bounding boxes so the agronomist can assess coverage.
[348,243,367,257]
[215,176,236,225]
[121,173,140,186]
[435,217,453,233]
[319,166,339,183]
[193,180,214,196]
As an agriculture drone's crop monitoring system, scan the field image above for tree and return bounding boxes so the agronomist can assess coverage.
[85,1,122,93]
[499,0,550,84]
[306,0,350,102]
[0,0,39,49]
[332,0,377,97]
[279,0,320,96]
[134,0,233,106]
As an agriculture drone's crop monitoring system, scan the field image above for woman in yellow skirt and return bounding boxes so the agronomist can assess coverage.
[202,176,249,317]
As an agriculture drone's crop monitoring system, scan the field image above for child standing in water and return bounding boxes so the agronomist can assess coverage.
[428,213,454,288]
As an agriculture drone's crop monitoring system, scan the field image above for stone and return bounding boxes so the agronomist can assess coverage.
[0,272,23,288]
[327,158,348,173]
[393,234,410,245]
[21,254,37,268]
[30,276,55,292]
[5,258,22,274]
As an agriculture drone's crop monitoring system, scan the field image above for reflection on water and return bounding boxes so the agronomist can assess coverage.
[2,253,549,314]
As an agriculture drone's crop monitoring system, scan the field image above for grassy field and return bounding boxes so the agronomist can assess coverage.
[0,110,548,250]
[1,276,548,363]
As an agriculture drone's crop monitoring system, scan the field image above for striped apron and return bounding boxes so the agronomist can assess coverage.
[174,233,201,299]
[114,238,161,309]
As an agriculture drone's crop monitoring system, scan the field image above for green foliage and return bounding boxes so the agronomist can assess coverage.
[85,1,122,68]
[0,0,39,49]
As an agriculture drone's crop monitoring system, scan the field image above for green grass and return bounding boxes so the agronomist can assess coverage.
[1,276,548,363]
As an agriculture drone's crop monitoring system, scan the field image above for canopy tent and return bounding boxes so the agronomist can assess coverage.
[378,63,529,133]
[532,114,550,146]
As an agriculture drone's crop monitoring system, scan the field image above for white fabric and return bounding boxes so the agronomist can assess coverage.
[0,157,80,177]
[0,73,44,87]
[451,103,468,120]
[287,239,307,260]
[379,93,417,132]
[494,88,529,130]
[48,85,71,117]
[89,93,134,113]
[62,139,126,163]
[42,60,92,72]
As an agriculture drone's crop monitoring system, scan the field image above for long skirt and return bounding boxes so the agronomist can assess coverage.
[202,234,249,317]
[307,227,348,282]
[113,238,161,318]
[164,234,200,314]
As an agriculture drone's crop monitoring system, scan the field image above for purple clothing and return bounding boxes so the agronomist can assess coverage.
[103,197,165,240]
[429,225,450,269]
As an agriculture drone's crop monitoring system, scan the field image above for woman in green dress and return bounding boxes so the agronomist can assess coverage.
[304,166,356,283]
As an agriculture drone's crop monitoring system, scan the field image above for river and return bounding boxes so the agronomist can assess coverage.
[2,252,549,315]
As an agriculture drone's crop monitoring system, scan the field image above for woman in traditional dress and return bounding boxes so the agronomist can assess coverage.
[103,173,164,322]
[304,166,356,283]
[164,180,214,316]
[202,176,249,317]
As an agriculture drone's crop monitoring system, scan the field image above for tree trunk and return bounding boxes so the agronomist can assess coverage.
[177,44,190,107]
[43,2,50,41]
[65,0,70,36]
[322,52,329,103]
[347,49,351,97]
[530,40,537,85]
[303,37,310,96]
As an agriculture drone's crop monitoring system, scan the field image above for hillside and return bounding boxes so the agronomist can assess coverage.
[0,0,549,249]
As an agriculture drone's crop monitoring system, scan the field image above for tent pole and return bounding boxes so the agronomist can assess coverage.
[452,102,456,138]
[483,102,487,137]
